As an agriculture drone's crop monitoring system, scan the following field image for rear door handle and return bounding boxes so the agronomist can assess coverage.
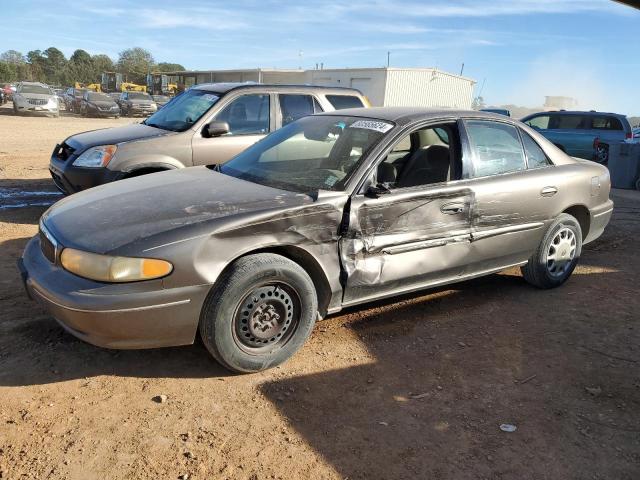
[541,186,558,197]
[441,202,465,214]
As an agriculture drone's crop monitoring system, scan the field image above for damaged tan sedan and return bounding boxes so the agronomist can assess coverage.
[19,108,613,373]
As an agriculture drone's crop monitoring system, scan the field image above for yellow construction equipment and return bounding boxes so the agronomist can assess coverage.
[75,82,101,92]
[120,82,147,93]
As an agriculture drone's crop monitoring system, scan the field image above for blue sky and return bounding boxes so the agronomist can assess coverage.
[2,0,639,114]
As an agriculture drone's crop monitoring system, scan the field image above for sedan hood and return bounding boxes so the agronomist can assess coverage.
[65,123,170,152]
[42,167,313,254]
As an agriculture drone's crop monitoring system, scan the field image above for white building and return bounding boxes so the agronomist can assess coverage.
[159,67,476,109]
[304,67,476,109]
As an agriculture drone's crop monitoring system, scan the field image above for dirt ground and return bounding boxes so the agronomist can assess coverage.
[0,104,639,480]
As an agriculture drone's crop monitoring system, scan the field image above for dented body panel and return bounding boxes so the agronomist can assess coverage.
[22,107,613,349]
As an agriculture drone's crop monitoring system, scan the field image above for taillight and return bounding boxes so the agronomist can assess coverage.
[626,132,632,139]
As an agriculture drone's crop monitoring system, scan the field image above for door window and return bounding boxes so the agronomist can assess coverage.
[520,130,550,168]
[465,121,526,177]
[279,94,317,126]
[215,94,270,135]
[377,124,456,188]
[550,114,588,129]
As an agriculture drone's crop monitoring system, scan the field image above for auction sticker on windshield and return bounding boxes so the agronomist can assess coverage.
[350,120,394,133]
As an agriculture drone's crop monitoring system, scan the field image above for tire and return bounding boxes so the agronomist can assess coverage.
[595,143,609,165]
[12,103,17,115]
[521,213,582,289]
[199,253,318,373]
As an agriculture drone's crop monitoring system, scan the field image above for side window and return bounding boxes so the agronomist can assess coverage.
[592,116,623,130]
[520,130,550,168]
[216,94,270,135]
[465,121,526,177]
[552,114,587,129]
[376,124,457,189]
[279,94,315,126]
[525,115,550,130]
[326,95,365,110]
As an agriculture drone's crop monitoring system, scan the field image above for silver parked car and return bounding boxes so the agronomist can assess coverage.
[117,91,157,117]
[12,82,59,117]
[20,108,612,373]
[49,83,369,194]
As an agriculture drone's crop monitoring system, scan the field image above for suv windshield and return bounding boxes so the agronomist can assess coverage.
[20,84,52,95]
[128,92,151,100]
[220,115,393,193]
[144,90,220,132]
[87,92,112,102]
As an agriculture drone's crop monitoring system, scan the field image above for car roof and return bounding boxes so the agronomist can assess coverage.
[191,82,362,95]
[315,107,510,125]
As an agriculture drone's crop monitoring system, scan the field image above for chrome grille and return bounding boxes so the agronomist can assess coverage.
[28,98,48,106]
[39,222,58,263]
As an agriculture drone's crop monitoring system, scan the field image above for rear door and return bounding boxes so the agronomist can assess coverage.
[459,119,563,273]
[191,92,273,165]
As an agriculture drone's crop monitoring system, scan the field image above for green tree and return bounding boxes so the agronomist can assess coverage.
[69,49,94,83]
[0,61,18,82]
[117,47,155,83]
[91,54,114,74]
[0,50,25,65]
[26,50,46,81]
[154,62,186,72]
[43,47,67,85]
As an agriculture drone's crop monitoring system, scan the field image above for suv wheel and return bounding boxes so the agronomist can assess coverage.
[199,253,318,373]
[595,143,609,164]
[521,213,582,289]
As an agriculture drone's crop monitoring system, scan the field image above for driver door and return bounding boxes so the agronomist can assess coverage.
[340,122,474,305]
[192,93,274,166]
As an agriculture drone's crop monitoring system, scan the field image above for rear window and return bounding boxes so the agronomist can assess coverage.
[326,95,364,110]
[592,116,623,130]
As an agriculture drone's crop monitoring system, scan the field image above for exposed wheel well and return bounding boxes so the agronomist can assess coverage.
[225,246,333,319]
[123,167,169,178]
[563,205,590,240]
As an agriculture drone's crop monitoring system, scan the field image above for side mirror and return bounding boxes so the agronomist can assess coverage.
[364,183,392,198]
[202,121,230,138]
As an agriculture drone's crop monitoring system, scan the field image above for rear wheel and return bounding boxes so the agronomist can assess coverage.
[595,143,609,164]
[199,253,318,373]
[521,213,582,289]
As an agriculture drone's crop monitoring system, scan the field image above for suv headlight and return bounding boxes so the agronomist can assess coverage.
[61,248,173,282]
[73,145,117,168]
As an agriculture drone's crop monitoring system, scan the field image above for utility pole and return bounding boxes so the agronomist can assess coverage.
[387,51,390,68]
[459,62,464,76]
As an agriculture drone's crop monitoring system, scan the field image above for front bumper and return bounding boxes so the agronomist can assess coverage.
[49,157,124,194]
[19,236,211,349]
[15,103,58,115]
[86,107,120,117]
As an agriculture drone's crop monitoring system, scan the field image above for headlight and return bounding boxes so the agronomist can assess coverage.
[73,145,117,168]
[60,248,173,282]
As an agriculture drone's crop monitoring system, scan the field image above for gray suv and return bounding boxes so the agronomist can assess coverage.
[117,91,158,117]
[49,83,368,194]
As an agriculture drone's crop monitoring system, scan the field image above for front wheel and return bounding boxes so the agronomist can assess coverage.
[199,253,318,373]
[521,213,582,289]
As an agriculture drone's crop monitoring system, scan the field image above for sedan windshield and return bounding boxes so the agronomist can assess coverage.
[220,115,393,192]
[20,85,52,95]
[144,90,219,132]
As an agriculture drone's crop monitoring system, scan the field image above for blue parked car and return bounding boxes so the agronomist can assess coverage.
[520,110,633,164]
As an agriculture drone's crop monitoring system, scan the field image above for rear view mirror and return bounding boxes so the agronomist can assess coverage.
[202,121,230,138]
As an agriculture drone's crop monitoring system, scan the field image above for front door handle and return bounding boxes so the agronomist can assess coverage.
[441,202,465,215]
[541,186,558,197]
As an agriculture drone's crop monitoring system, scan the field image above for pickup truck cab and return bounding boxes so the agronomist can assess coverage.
[521,110,632,164]
[49,83,368,194]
